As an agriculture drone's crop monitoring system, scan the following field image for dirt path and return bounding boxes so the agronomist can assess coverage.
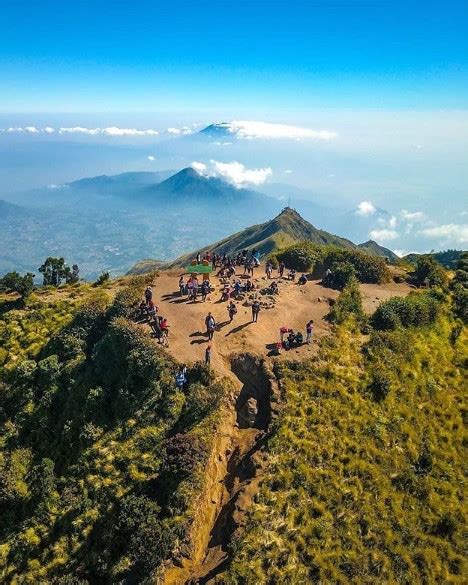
[163,356,278,585]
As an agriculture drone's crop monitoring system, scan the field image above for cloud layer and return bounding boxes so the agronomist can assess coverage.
[209,120,338,140]
[1,126,159,136]
[191,160,272,187]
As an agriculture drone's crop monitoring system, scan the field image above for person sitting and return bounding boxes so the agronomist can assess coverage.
[295,331,304,345]
[270,281,279,294]
[138,299,148,320]
[286,330,296,349]
[234,280,242,297]
[298,273,307,285]
[288,269,297,281]
[147,299,157,318]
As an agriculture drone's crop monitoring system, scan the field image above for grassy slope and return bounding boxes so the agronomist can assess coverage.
[0,276,231,583]
[227,314,466,583]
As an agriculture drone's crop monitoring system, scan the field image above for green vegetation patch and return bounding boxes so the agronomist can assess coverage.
[0,275,230,583]
[275,242,392,284]
[227,310,466,583]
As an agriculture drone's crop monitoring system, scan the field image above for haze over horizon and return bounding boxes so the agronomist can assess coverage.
[1,0,467,255]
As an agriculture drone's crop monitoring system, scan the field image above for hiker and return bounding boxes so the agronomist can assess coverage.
[288,269,296,281]
[287,329,296,348]
[280,326,289,342]
[205,312,216,340]
[298,273,307,285]
[144,286,152,302]
[191,278,199,301]
[270,281,279,294]
[295,331,304,345]
[228,301,237,322]
[147,299,157,319]
[266,262,273,279]
[175,368,186,390]
[279,261,285,278]
[205,345,212,365]
[251,300,261,322]
[201,279,210,302]
[221,284,230,302]
[138,299,147,319]
[234,280,242,297]
[178,276,185,296]
[306,320,314,344]
[186,278,194,299]
[196,252,201,263]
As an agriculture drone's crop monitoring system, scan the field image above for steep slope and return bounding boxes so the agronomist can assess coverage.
[358,239,398,262]
[169,207,356,267]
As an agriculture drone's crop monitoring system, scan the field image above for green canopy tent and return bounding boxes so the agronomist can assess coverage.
[186,263,213,275]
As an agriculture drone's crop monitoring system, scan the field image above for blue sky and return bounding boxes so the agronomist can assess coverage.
[1,0,467,112]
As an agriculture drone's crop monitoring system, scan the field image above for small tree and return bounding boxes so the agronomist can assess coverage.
[38,257,70,287]
[0,271,35,299]
[66,264,80,284]
[328,261,357,290]
[327,277,364,324]
[413,255,447,288]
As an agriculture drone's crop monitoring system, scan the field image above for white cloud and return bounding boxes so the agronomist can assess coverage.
[401,209,424,221]
[356,201,376,216]
[211,141,232,146]
[210,160,272,187]
[284,169,293,174]
[167,126,193,135]
[419,224,468,244]
[44,126,55,133]
[369,229,399,242]
[147,155,155,161]
[388,215,397,228]
[58,126,159,136]
[191,161,207,173]
[2,126,41,133]
[210,120,337,140]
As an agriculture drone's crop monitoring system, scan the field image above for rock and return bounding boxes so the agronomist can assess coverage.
[237,397,258,427]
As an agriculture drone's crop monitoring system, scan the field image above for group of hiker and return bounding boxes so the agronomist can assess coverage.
[276,319,314,352]
[139,286,170,346]
[139,249,318,380]
[178,275,212,302]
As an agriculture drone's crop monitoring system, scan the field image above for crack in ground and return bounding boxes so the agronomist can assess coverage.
[183,355,277,585]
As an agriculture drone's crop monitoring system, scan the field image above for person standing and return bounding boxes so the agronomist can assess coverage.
[175,368,186,390]
[306,320,314,344]
[279,261,285,278]
[205,345,212,365]
[178,276,185,296]
[228,301,237,322]
[205,312,216,340]
[251,300,261,322]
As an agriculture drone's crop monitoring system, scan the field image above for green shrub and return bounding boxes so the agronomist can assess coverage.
[372,292,441,330]
[94,271,110,286]
[327,277,364,324]
[412,255,448,287]
[328,261,356,290]
[276,242,391,283]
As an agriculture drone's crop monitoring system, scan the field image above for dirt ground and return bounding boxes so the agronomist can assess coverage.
[149,268,411,379]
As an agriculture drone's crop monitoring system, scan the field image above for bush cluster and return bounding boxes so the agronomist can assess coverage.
[275,242,391,284]
[372,291,441,330]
